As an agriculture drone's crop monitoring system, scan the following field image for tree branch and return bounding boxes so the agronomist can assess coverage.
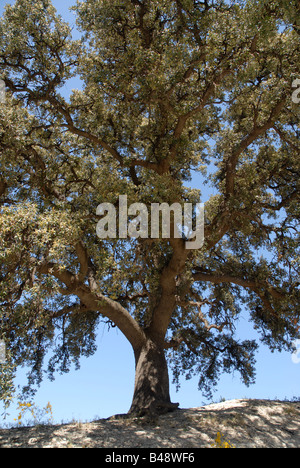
[192,269,285,316]
[225,95,287,198]
[0,178,7,198]
[38,262,146,350]
[205,94,288,250]
[167,67,233,167]
[74,241,89,281]
[148,238,188,343]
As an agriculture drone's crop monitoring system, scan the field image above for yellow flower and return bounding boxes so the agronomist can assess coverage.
[211,432,236,449]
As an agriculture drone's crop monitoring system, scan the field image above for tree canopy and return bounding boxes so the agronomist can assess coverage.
[0,0,299,414]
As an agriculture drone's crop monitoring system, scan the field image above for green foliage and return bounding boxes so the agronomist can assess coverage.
[0,0,299,406]
[0,353,16,415]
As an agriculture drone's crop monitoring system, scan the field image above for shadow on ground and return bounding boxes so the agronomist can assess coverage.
[0,399,299,448]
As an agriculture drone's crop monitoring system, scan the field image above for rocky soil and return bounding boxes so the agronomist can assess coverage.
[0,399,299,448]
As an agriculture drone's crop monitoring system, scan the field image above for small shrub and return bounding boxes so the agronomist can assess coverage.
[14,401,53,427]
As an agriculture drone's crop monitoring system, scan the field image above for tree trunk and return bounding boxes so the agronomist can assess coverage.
[129,339,179,416]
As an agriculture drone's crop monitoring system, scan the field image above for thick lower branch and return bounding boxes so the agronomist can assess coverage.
[39,262,146,350]
[77,286,146,350]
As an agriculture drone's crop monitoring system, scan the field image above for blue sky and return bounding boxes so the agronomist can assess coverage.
[0,0,299,426]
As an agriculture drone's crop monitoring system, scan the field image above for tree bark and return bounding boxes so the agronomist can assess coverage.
[129,338,179,416]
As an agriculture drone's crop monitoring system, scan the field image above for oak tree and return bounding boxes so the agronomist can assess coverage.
[0,0,299,415]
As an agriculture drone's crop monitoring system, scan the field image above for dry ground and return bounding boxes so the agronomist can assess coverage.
[0,399,299,448]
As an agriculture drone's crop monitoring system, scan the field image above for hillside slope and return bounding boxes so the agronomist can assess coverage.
[0,399,299,448]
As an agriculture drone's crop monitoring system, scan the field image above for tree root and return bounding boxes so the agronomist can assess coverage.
[128,400,180,418]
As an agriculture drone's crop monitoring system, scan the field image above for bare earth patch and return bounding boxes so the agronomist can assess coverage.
[1,399,299,448]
